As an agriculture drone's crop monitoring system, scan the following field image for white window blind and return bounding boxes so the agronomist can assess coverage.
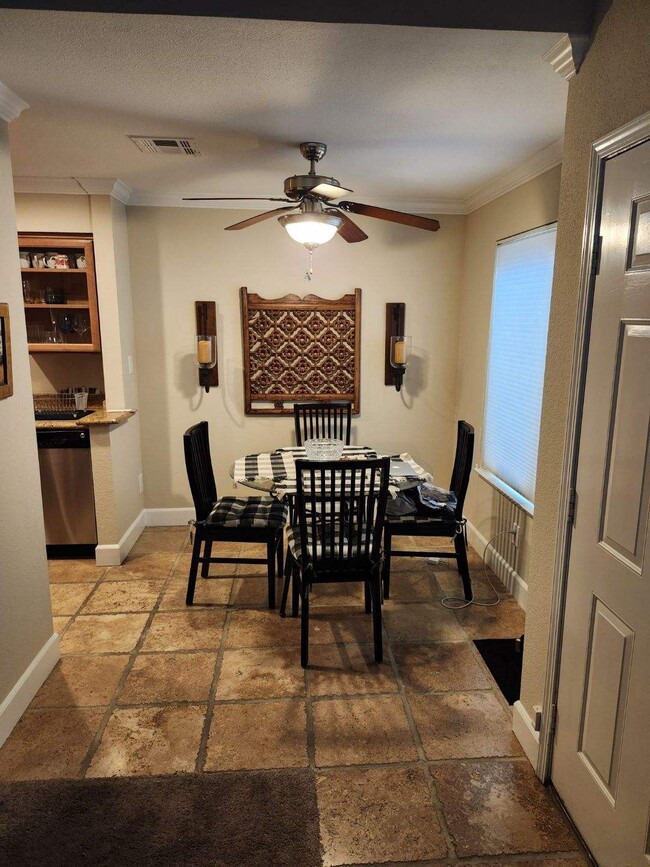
[482,224,556,511]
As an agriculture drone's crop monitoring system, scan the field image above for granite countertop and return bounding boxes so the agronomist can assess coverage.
[35,409,137,430]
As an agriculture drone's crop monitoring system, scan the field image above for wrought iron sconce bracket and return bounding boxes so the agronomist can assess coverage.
[196,301,219,393]
[385,302,409,392]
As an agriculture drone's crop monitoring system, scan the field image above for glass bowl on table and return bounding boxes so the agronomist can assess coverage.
[304,438,344,461]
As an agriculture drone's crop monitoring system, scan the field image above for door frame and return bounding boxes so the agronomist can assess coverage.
[538,109,650,783]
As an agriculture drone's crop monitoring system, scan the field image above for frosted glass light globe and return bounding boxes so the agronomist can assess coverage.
[279,212,343,247]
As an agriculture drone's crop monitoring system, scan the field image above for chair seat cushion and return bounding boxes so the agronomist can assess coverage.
[207,497,288,530]
[287,524,370,561]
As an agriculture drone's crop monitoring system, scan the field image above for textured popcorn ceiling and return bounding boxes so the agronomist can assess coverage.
[0,9,566,204]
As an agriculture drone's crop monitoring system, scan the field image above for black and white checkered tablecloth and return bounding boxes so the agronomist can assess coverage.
[232,446,429,499]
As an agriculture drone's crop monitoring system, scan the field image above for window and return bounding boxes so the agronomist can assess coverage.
[480,224,557,514]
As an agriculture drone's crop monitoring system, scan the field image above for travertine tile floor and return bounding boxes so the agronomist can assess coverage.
[0,527,591,865]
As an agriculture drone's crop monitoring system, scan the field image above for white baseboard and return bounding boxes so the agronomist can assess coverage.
[466,520,528,610]
[144,507,195,527]
[94,508,194,565]
[513,699,540,768]
[95,509,146,566]
[0,633,60,748]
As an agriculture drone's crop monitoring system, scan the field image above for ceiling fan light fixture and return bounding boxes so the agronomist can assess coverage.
[278,212,343,248]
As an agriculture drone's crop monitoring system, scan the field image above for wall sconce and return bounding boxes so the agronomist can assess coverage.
[195,301,218,393]
[385,303,411,392]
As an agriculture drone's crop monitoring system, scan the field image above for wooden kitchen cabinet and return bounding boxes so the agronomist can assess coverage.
[19,233,101,353]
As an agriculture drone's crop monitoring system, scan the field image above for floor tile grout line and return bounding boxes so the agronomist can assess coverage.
[313,755,530,772]
[305,619,327,867]
[49,568,109,635]
[305,663,317,771]
[194,607,233,773]
[386,640,458,862]
[76,544,185,777]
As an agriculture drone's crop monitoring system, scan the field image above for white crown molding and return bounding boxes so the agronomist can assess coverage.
[12,143,564,217]
[13,176,87,195]
[462,138,564,213]
[543,35,576,81]
[12,176,132,203]
[76,177,133,204]
[0,81,29,124]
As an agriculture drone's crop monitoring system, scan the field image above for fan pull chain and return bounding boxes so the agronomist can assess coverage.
[304,247,314,281]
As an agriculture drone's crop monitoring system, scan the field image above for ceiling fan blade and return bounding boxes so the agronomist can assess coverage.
[183,196,293,202]
[311,182,354,200]
[224,206,298,231]
[339,201,440,232]
[336,211,368,243]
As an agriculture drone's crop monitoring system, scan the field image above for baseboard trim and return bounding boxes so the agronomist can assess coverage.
[144,507,195,527]
[95,509,146,566]
[466,520,528,610]
[513,699,540,768]
[0,633,60,748]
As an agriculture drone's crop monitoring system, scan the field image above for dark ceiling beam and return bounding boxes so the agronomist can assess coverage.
[0,0,598,35]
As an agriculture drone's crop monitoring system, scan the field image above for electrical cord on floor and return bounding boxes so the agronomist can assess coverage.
[440,528,514,610]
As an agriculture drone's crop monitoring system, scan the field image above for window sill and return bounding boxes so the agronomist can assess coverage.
[475,466,535,518]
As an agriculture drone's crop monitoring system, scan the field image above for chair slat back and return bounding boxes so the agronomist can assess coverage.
[449,420,474,519]
[295,457,390,575]
[183,421,217,523]
[293,402,352,446]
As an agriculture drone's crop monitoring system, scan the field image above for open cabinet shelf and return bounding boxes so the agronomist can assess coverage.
[19,233,101,354]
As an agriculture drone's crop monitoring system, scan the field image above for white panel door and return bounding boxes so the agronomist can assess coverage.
[553,139,650,865]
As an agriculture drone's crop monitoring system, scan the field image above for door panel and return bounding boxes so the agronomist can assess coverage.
[578,597,633,802]
[600,322,650,571]
[552,139,650,866]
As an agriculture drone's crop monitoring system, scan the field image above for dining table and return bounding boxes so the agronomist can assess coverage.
[230,445,432,500]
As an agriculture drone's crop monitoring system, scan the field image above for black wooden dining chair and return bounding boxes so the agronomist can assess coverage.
[280,457,390,667]
[293,401,352,446]
[184,421,288,608]
[382,421,475,601]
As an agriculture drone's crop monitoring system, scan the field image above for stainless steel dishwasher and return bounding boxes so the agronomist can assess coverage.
[37,429,97,556]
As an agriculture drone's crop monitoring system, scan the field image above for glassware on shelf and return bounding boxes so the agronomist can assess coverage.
[22,279,34,303]
[59,313,75,336]
[46,308,63,343]
[72,313,91,341]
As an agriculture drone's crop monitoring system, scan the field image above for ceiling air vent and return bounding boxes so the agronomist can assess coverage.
[129,136,201,156]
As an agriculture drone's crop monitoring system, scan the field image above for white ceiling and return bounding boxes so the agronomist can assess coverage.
[0,10,567,210]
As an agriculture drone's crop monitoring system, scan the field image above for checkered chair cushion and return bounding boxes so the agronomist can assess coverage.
[207,497,288,530]
[287,524,364,561]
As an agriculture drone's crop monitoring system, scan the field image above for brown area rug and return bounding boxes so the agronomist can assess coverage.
[0,769,322,867]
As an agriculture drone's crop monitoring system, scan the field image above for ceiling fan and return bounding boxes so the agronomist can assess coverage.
[183,142,441,251]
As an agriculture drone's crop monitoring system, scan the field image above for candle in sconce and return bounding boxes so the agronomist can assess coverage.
[393,339,406,366]
[197,338,212,365]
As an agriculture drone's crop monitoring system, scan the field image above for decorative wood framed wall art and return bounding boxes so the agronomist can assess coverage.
[240,287,361,415]
[0,302,13,400]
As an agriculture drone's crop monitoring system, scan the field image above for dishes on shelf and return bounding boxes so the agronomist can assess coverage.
[19,249,86,270]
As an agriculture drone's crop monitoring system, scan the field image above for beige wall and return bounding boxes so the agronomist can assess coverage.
[457,166,562,591]
[88,195,143,540]
[15,192,91,233]
[520,0,650,718]
[0,123,54,714]
[127,206,466,508]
